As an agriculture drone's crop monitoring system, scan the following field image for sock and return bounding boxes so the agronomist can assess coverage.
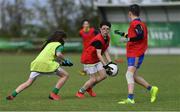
[88,82,97,91]
[147,86,152,91]
[12,91,18,97]
[79,88,86,93]
[52,88,59,94]
[128,94,134,100]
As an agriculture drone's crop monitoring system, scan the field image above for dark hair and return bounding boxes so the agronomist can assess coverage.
[100,21,111,28]
[41,30,67,50]
[129,4,140,16]
[81,19,89,26]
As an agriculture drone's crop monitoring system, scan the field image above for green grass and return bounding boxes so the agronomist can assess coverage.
[0,53,180,111]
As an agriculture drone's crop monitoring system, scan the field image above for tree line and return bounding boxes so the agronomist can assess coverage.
[0,0,100,38]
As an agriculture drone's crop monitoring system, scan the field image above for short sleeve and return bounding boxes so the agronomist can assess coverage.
[56,45,64,53]
[91,40,102,49]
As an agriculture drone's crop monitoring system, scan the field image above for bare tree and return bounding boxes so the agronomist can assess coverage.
[6,0,25,37]
[33,0,80,36]
[47,0,78,32]
[0,0,99,38]
[0,0,9,35]
[0,0,34,38]
[77,0,100,29]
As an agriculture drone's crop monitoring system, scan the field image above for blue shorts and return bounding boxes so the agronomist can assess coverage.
[127,54,144,69]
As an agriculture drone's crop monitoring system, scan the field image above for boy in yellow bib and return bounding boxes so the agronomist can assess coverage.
[6,30,73,101]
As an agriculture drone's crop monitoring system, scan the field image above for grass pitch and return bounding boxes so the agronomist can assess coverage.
[0,53,180,111]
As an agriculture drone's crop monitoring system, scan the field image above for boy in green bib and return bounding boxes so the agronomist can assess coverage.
[6,30,73,101]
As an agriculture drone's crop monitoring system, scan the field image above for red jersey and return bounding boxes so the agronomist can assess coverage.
[81,34,110,64]
[79,27,96,50]
[127,19,148,57]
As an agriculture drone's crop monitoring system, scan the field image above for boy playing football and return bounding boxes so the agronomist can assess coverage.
[117,4,158,104]
[79,19,98,76]
[76,21,116,98]
[6,30,73,101]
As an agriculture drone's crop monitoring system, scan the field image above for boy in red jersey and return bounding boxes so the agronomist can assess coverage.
[80,19,98,50]
[79,19,98,76]
[76,21,115,98]
[116,4,158,104]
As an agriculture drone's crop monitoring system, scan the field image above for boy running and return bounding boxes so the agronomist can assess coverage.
[6,30,73,101]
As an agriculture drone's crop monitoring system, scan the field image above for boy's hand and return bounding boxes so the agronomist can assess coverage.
[103,63,113,76]
[120,37,129,43]
[114,30,127,37]
[61,59,73,66]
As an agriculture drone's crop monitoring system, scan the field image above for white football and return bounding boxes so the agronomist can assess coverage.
[108,63,119,77]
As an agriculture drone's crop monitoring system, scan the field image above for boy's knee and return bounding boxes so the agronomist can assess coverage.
[102,75,107,80]
[62,72,69,79]
[90,77,97,83]
[126,71,134,84]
